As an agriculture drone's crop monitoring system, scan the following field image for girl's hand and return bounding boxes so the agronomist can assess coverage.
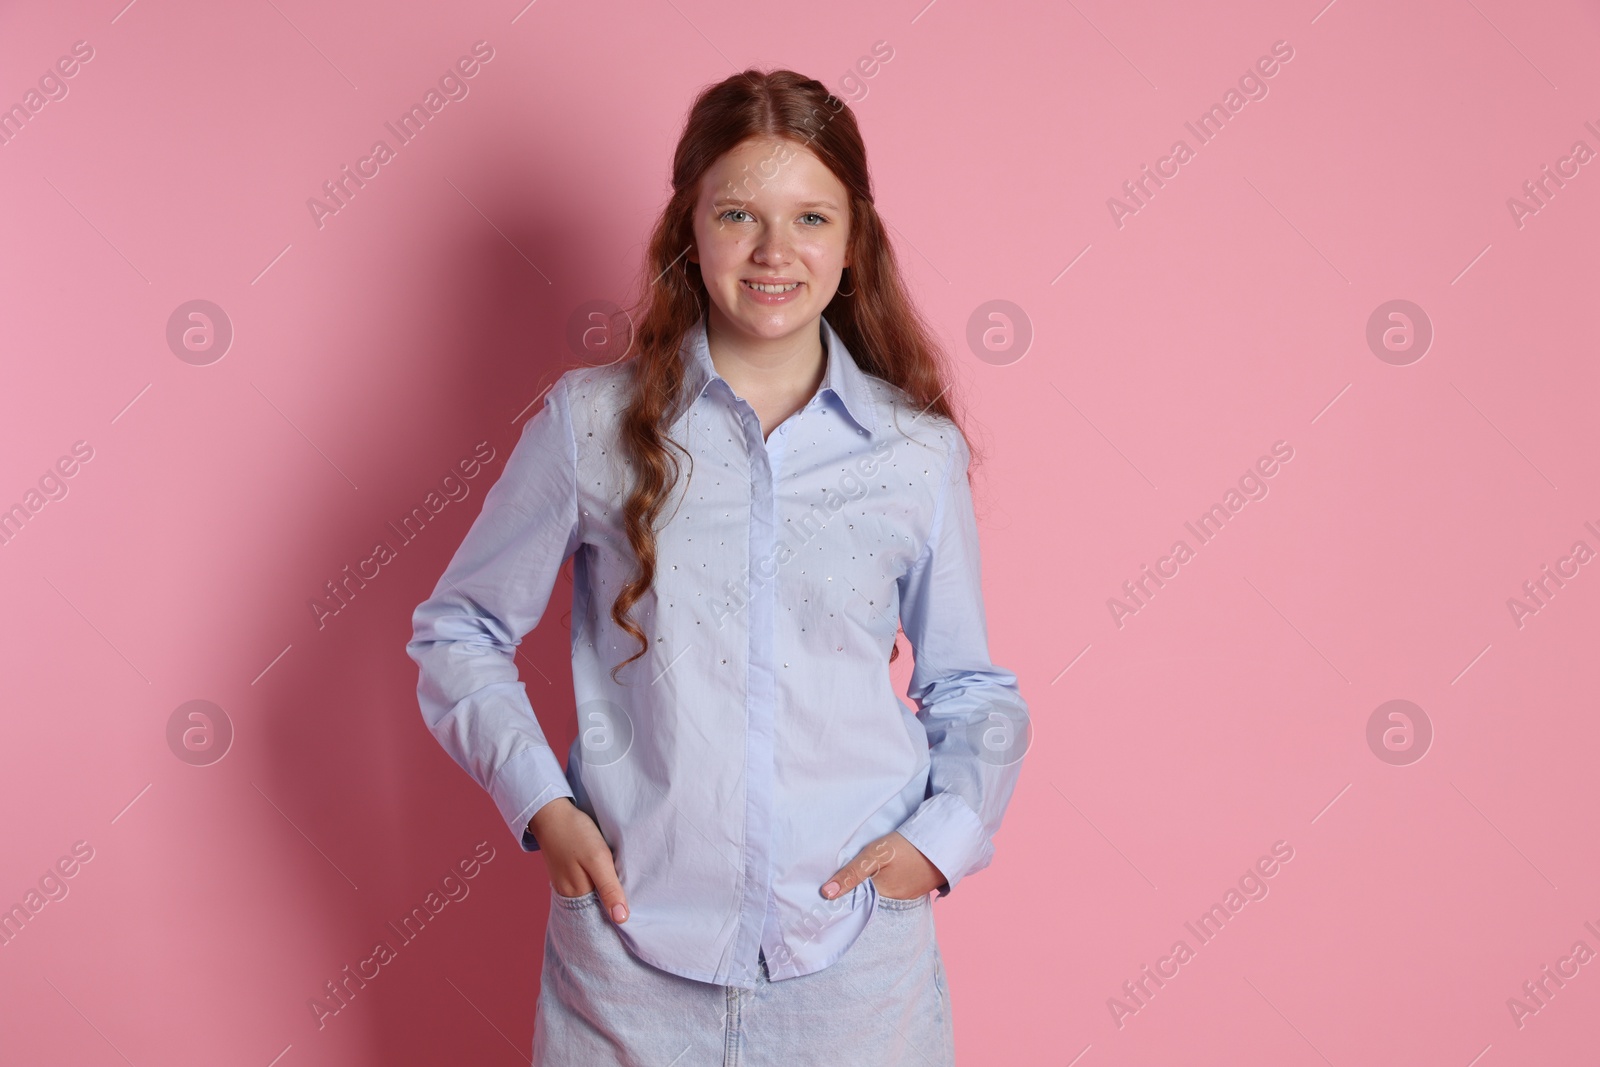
[530,798,630,923]
[821,831,946,902]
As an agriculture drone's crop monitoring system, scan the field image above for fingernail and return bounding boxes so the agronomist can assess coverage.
[822,880,840,899]
[611,903,628,922]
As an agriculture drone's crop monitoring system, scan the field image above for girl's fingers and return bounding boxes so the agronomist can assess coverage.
[822,845,879,899]
[587,855,629,923]
[822,835,901,899]
[551,863,595,898]
[825,855,872,899]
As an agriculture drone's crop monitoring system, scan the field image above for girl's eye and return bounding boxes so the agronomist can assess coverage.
[716,209,829,225]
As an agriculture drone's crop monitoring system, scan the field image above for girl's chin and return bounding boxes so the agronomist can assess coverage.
[713,291,816,322]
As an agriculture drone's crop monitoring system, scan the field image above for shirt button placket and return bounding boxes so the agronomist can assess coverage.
[737,402,779,984]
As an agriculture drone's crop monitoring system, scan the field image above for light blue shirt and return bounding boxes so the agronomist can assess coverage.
[407,310,1029,989]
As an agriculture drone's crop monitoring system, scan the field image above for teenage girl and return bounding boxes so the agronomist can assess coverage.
[408,67,1029,1067]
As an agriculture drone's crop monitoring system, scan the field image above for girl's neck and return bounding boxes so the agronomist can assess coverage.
[704,310,828,441]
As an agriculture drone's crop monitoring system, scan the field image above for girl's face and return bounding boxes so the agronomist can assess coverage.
[688,137,852,348]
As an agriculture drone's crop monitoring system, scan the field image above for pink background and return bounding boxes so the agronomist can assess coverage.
[3,0,1598,1063]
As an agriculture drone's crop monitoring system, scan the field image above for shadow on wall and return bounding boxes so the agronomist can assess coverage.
[253,188,596,1063]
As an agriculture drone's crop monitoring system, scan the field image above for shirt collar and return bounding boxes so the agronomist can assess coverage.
[674,308,880,439]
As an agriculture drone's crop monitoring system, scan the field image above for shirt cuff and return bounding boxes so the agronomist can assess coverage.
[491,743,574,853]
[893,790,995,898]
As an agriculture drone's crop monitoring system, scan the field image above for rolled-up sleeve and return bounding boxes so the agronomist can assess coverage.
[892,433,1030,896]
[405,375,581,853]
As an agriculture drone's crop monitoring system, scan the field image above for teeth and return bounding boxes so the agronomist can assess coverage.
[746,281,800,293]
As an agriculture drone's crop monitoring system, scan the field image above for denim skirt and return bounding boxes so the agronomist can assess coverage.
[531,885,956,1066]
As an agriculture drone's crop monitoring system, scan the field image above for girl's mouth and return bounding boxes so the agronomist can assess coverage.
[741,280,804,303]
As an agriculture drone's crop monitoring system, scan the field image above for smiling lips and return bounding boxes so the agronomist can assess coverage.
[741,278,804,303]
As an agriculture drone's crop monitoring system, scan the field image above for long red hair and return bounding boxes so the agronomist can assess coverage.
[600,68,977,680]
